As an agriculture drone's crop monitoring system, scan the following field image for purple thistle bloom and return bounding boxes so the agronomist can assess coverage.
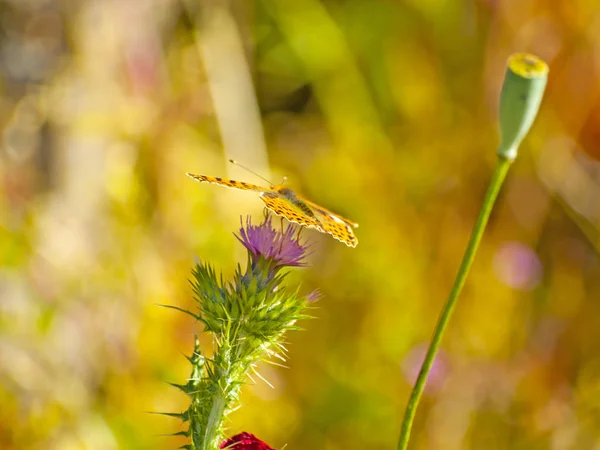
[236,216,310,268]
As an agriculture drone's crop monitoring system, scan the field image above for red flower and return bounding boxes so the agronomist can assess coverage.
[220,432,276,450]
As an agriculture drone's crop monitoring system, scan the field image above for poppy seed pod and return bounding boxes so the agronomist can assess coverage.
[498,53,549,161]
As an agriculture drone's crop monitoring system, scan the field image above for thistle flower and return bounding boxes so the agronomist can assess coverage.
[236,216,309,268]
[220,432,276,450]
[170,215,315,450]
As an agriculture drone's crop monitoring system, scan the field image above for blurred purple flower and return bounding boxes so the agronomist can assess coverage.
[402,343,449,394]
[306,289,322,303]
[493,241,543,290]
[236,216,309,268]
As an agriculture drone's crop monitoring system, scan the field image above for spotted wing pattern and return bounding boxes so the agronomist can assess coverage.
[258,193,325,232]
[300,201,357,247]
[304,199,359,229]
[323,221,357,247]
[186,173,266,192]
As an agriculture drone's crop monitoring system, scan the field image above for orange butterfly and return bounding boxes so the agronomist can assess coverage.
[186,171,358,247]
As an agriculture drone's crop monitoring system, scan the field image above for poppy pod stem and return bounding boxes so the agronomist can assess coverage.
[396,53,548,450]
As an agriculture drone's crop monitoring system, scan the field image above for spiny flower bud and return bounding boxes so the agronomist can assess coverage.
[181,216,316,449]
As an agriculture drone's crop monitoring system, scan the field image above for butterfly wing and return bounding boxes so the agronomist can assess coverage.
[188,173,359,248]
[313,212,358,247]
[303,199,358,248]
[261,190,358,248]
[259,192,326,233]
[186,173,266,192]
[304,199,359,229]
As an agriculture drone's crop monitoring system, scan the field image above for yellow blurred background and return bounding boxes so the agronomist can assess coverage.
[2,0,600,449]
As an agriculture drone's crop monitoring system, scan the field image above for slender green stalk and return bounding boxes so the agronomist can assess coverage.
[396,156,513,450]
[396,52,548,449]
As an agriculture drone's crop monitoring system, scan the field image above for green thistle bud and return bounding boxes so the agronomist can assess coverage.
[498,53,549,161]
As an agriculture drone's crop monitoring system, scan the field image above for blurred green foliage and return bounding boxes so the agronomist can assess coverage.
[1,0,600,449]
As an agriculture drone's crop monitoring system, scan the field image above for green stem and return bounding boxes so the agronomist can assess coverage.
[396,156,513,450]
[196,339,248,449]
[202,392,227,450]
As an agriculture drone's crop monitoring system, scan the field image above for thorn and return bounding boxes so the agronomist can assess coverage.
[252,367,274,389]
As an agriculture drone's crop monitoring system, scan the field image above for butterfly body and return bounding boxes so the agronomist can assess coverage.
[187,173,358,247]
[263,186,318,221]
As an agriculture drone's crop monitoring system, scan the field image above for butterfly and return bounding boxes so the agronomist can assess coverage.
[186,172,358,247]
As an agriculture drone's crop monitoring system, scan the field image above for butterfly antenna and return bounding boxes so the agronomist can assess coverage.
[229,159,274,186]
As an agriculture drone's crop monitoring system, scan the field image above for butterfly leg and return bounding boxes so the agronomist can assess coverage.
[296,226,303,243]
[279,217,283,253]
[278,217,286,253]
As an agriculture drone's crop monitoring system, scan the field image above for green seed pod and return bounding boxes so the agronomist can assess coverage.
[498,53,549,161]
